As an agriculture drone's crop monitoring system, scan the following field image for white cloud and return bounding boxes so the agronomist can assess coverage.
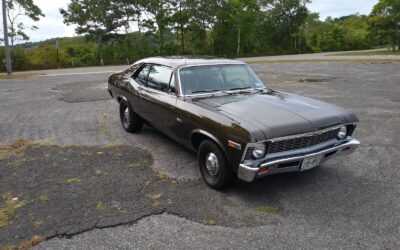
[308,0,379,19]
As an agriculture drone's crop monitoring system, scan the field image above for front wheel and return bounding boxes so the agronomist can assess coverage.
[198,140,235,190]
[119,99,143,133]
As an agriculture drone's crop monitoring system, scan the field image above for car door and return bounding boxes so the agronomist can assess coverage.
[138,64,178,135]
[131,64,151,120]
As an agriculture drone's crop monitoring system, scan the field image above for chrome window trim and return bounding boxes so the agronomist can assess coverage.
[176,63,266,97]
[240,123,358,163]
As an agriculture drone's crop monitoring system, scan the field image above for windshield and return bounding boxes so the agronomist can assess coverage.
[179,64,265,95]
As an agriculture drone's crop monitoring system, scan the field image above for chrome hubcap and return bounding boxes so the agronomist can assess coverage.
[124,107,130,125]
[205,152,219,177]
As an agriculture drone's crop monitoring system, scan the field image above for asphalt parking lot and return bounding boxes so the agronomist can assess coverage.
[0,60,399,249]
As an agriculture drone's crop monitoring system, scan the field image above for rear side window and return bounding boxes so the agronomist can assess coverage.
[148,65,173,93]
[134,65,150,85]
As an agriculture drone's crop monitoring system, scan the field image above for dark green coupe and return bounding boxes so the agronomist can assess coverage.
[108,57,360,189]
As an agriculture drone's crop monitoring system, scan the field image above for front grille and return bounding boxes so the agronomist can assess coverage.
[266,128,340,154]
[244,147,254,160]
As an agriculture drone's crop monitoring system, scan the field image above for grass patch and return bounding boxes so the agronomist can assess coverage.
[4,158,27,168]
[2,235,44,250]
[329,50,400,56]
[201,219,217,225]
[247,59,400,64]
[34,220,44,228]
[96,202,106,212]
[148,164,170,181]
[103,142,123,149]
[0,140,30,161]
[66,178,81,184]
[113,153,123,158]
[146,193,163,200]
[0,196,28,229]
[39,195,49,202]
[128,163,141,169]
[256,205,279,214]
[0,73,44,80]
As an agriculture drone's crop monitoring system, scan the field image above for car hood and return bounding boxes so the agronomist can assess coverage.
[193,90,358,140]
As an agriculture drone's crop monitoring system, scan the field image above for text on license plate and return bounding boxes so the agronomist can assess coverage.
[301,155,323,171]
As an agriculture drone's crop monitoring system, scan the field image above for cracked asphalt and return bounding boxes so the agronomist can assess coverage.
[0,61,399,249]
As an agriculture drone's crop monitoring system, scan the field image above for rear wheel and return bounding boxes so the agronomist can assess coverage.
[198,140,235,190]
[119,99,143,133]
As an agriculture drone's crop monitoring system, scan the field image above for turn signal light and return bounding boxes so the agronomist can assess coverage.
[258,167,269,174]
[342,147,351,152]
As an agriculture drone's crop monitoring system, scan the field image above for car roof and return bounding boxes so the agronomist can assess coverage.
[136,56,246,69]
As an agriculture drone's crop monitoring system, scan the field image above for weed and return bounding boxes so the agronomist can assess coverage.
[66,178,81,184]
[0,196,28,228]
[5,235,45,250]
[0,73,44,80]
[151,201,160,207]
[113,153,122,158]
[202,219,217,225]
[0,140,29,160]
[146,194,163,200]
[256,205,279,214]
[128,163,141,169]
[39,195,49,202]
[4,159,27,167]
[34,220,44,228]
[96,202,106,212]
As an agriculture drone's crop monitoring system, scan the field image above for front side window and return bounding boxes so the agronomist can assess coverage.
[179,64,264,95]
[148,65,173,93]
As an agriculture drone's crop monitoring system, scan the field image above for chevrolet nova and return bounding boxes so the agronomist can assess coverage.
[108,57,360,189]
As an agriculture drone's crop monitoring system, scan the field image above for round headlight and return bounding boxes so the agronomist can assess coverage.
[337,126,348,140]
[252,143,266,159]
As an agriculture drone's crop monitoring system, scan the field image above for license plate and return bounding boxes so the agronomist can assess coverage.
[301,155,323,171]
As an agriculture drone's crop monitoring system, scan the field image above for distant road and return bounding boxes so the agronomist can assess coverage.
[239,50,400,63]
[6,50,399,77]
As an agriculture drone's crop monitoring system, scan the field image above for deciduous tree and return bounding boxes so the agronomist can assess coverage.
[369,0,400,51]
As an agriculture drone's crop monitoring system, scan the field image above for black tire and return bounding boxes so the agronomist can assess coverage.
[119,99,143,133]
[198,140,235,190]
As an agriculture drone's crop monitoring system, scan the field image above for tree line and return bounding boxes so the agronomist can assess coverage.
[1,0,399,72]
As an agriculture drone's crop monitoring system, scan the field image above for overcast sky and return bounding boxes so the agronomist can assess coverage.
[5,0,380,43]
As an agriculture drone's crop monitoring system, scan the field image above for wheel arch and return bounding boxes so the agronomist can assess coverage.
[117,95,128,103]
[191,129,225,153]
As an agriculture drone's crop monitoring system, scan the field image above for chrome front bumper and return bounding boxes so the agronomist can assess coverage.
[238,139,360,183]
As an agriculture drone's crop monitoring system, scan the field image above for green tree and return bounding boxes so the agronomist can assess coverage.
[213,0,261,56]
[142,0,174,54]
[60,0,143,63]
[5,0,44,48]
[369,0,400,51]
[186,0,220,53]
[261,0,310,52]
[170,0,191,54]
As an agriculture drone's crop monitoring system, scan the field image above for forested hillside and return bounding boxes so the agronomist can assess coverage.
[1,0,397,71]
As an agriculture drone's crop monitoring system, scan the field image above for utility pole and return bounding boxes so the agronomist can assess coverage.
[2,0,12,74]
[56,39,60,68]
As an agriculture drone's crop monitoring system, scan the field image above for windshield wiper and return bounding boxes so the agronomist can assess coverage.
[190,89,220,94]
[229,87,252,91]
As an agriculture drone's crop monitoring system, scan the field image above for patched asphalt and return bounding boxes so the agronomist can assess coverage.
[0,61,399,249]
[0,141,282,247]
